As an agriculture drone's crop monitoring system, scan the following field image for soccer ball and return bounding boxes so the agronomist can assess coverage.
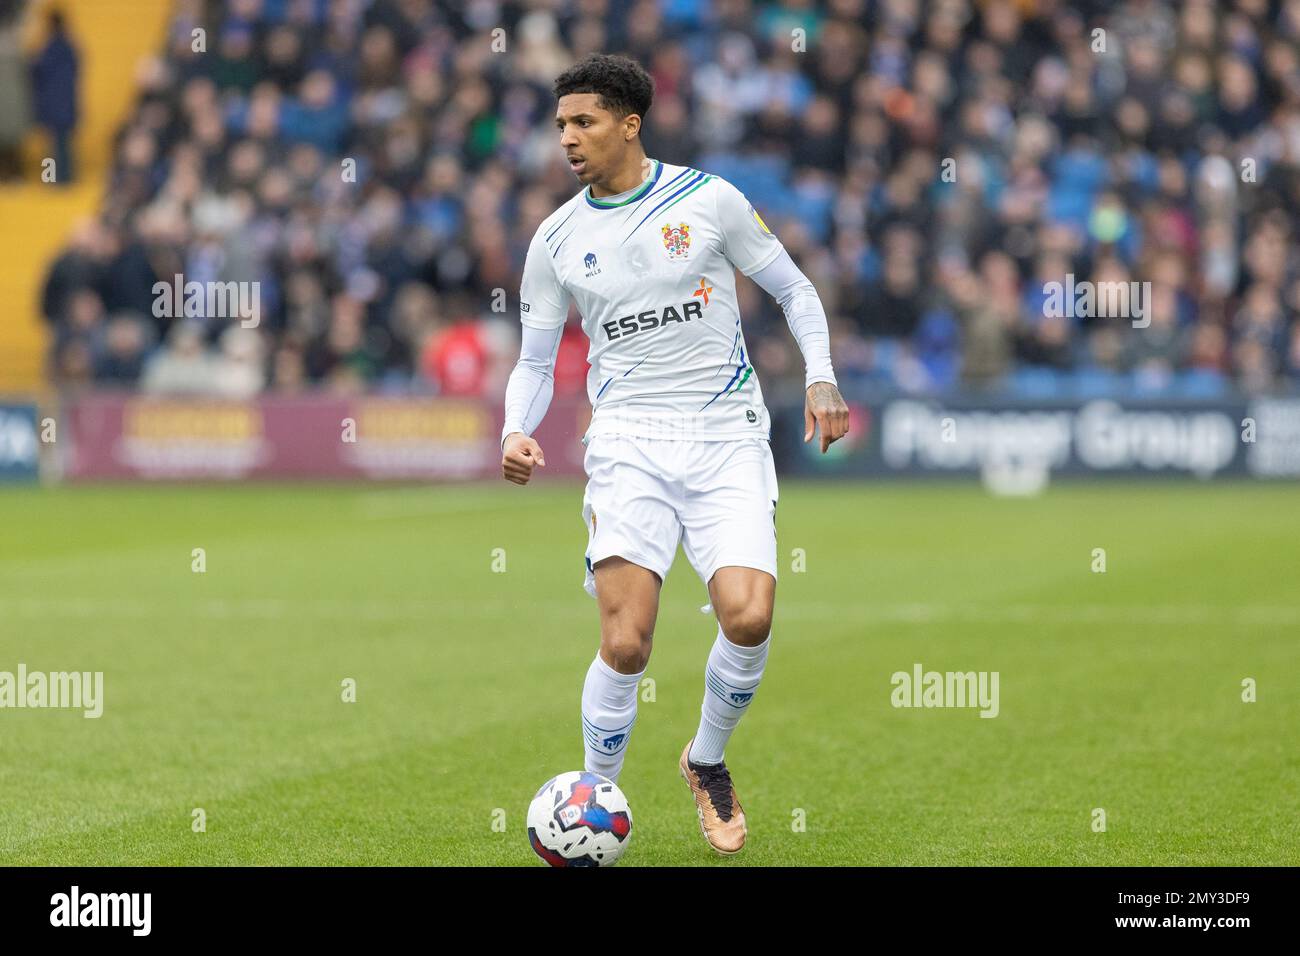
[527,771,633,867]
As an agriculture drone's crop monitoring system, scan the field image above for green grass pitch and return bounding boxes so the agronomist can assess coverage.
[1,480,1296,865]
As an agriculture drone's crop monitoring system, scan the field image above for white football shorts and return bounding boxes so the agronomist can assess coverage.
[580,434,779,599]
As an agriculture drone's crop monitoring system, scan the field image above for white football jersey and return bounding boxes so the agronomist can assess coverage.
[519,159,784,442]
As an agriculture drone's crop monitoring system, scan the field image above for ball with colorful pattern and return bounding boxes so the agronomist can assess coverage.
[527,770,633,867]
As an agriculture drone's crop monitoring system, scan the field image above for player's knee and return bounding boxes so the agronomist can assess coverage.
[596,585,655,671]
[717,605,772,647]
[601,629,652,673]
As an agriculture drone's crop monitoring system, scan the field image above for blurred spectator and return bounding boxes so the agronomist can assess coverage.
[421,318,490,397]
[142,320,218,394]
[0,0,28,182]
[213,325,266,397]
[95,313,154,386]
[30,7,78,184]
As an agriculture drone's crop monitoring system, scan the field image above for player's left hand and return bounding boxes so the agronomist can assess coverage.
[804,381,849,453]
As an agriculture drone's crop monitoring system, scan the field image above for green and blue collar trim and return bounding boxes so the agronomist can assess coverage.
[585,159,663,209]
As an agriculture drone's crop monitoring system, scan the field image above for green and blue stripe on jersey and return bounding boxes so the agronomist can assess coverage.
[620,168,713,246]
[701,344,751,411]
[542,162,716,258]
[701,317,750,410]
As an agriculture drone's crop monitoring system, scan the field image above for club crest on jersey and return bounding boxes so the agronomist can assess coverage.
[661,222,691,260]
[583,252,601,277]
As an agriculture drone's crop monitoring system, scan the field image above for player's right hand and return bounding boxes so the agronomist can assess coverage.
[502,432,546,485]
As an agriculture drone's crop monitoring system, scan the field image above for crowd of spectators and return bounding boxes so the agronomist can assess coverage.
[38,0,1300,402]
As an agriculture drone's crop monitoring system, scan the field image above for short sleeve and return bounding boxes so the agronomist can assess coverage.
[714,178,784,277]
[519,225,571,330]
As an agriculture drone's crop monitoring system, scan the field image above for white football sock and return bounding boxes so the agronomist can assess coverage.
[688,626,770,766]
[581,652,644,783]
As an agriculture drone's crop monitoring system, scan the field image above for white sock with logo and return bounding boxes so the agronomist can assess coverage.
[581,652,643,783]
[688,627,770,766]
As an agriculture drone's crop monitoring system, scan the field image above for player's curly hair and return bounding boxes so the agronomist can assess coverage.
[553,54,655,127]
